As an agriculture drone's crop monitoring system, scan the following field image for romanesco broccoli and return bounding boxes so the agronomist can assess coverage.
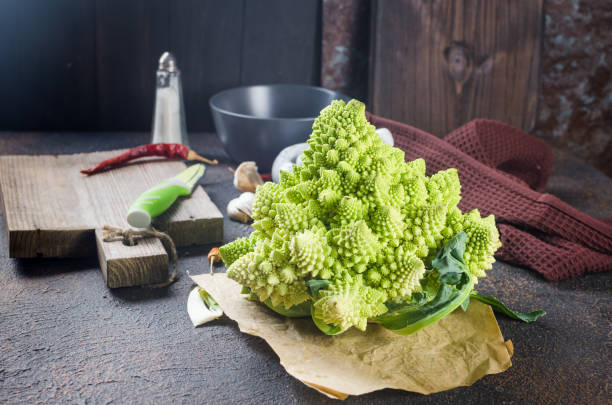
[220,99,503,334]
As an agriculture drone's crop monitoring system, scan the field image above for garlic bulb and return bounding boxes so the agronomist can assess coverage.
[227,192,255,223]
[233,161,264,192]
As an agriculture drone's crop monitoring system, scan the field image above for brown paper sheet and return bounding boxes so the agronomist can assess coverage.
[191,274,512,400]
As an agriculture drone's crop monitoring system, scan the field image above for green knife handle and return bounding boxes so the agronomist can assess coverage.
[127,178,191,228]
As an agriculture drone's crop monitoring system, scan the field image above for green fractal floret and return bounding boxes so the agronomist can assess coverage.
[460,210,502,280]
[332,196,365,225]
[371,205,406,248]
[290,229,334,279]
[218,236,255,267]
[220,99,503,333]
[226,252,310,309]
[426,168,461,208]
[366,245,425,300]
[403,203,447,258]
[313,275,387,332]
[331,220,378,273]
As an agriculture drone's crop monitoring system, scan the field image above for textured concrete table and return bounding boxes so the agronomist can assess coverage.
[1,132,610,404]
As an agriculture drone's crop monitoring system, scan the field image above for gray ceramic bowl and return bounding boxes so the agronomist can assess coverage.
[209,84,350,172]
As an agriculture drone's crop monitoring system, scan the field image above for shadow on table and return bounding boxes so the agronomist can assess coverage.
[107,252,213,302]
[176,244,212,258]
[14,256,98,278]
[108,285,176,301]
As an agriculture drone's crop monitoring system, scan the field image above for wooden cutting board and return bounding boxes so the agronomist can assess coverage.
[0,150,223,287]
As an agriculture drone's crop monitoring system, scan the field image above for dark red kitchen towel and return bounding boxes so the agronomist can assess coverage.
[366,113,612,281]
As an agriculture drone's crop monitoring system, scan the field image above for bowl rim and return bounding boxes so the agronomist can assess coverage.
[209,84,350,122]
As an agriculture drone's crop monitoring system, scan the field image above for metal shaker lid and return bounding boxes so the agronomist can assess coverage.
[158,52,178,72]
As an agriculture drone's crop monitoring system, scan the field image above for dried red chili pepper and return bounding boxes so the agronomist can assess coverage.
[80,143,218,175]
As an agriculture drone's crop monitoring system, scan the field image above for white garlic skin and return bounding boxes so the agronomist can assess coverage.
[187,287,223,327]
[227,192,255,223]
[233,161,264,192]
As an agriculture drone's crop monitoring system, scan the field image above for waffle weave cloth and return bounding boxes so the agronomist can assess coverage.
[367,113,612,280]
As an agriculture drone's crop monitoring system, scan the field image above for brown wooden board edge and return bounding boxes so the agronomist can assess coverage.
[95,228,169,288]
[0,176,12,256]
[8,228,95,258]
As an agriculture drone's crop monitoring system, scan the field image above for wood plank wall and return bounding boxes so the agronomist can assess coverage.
[369,0,543,136]
[0,0,321,132]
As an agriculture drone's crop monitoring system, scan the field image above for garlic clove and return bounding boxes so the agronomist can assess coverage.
[187,287,223,327]
[233,161,264,192]
[227,199,250,223]
[227,192,255,223]
[237,191,254,217]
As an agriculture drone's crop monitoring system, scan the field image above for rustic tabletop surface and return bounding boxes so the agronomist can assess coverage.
[1,132,610,404]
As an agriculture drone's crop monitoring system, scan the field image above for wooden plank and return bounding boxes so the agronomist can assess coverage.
[0,1,324,132]
[95,229,168,288]
[241,0,321,85]
[95,0,244,132]
[0,0,96,130]
[0,150,223,259]
[95,0,169,131]
[168,0,244,131]
[369,0,543,136]
[155,187,224,247]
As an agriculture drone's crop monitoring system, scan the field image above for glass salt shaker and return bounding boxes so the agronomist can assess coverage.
[151,52,189,146]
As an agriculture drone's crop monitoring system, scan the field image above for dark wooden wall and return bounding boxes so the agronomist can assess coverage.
[321,0,612,179]
[0,0,321,132]
[369,0,543,136]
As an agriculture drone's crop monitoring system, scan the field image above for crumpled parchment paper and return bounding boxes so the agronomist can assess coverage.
[191,273,512,400]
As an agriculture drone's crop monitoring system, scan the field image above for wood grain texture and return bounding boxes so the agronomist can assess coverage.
[95,228,168,288]
[95,0,246,132]
[369,0,543,136]
[241,0,321,85]
[0,0,322,132]
[0,151,223,261]
[155,187,224,247]
[95,0,169,131]
[169,0,244,131]
[0,0,96,130]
